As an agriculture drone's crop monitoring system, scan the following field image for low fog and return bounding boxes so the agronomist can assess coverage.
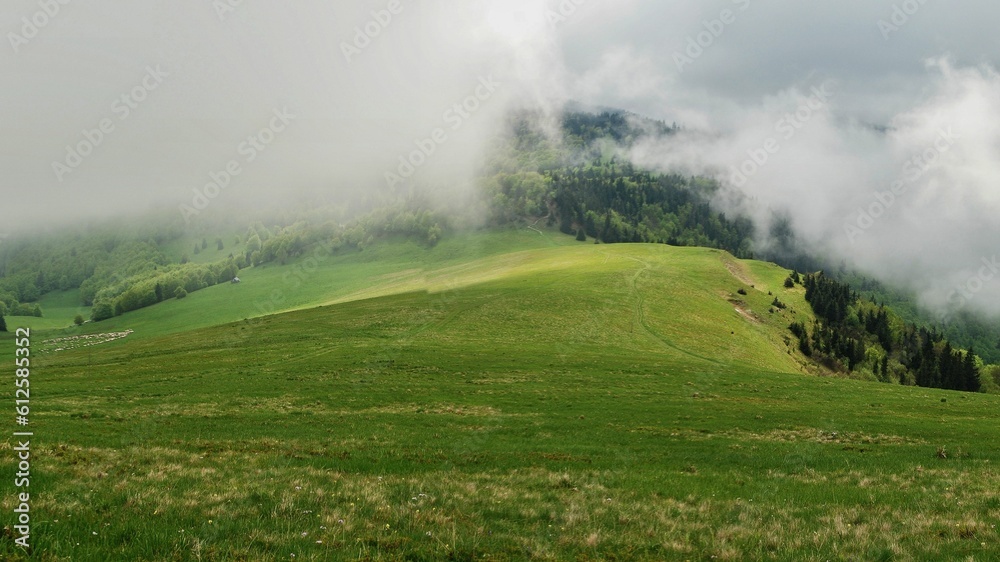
[1,1,574,227]
[627,60,1000,320]
[4,0,1000,318]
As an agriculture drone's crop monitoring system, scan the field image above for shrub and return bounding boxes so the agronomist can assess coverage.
[799,337,812,356]
[784,277,795,289]
[175,287,187,299]
[91,302,114,322]
[73,314,84,326]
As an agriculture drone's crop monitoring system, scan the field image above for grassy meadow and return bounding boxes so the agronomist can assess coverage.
[1,233,998,560]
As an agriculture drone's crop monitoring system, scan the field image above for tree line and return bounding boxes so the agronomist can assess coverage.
[484,160,755,258]
[790,273,981,392]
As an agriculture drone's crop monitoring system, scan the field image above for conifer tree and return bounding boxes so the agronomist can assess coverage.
[964,348,981,392]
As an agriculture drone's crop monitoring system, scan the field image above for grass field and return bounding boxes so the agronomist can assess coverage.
[3,290,88,332]
[1,233,999,560]
[13,230,582,345]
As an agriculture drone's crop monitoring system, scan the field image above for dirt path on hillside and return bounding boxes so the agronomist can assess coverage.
[722,257,754,286]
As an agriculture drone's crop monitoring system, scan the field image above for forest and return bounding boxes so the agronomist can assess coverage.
[789,272,983,393]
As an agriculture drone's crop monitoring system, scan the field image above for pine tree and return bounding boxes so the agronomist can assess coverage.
[916,336,936,388]
[963,348,981,392]
[0,314,6,332]
[938,342,954,390]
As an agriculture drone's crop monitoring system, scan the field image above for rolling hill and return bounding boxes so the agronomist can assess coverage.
[2,231,998,560]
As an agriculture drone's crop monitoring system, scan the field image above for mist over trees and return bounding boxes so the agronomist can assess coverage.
[0,109,997,376]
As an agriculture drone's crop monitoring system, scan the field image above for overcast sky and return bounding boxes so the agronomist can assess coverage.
[4,0,1000,316]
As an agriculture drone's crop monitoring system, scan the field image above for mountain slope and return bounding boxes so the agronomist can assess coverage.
[21,236,813,374]
[7,236,1000,560]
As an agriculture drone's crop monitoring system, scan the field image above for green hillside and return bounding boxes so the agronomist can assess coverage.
[1,230,569,341]
[3,236,998,560]
[9,232,809,373]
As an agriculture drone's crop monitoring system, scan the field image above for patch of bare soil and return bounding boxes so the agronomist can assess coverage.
[730,299,762,324]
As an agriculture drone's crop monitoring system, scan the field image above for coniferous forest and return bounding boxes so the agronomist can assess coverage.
[790,273,981,392]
